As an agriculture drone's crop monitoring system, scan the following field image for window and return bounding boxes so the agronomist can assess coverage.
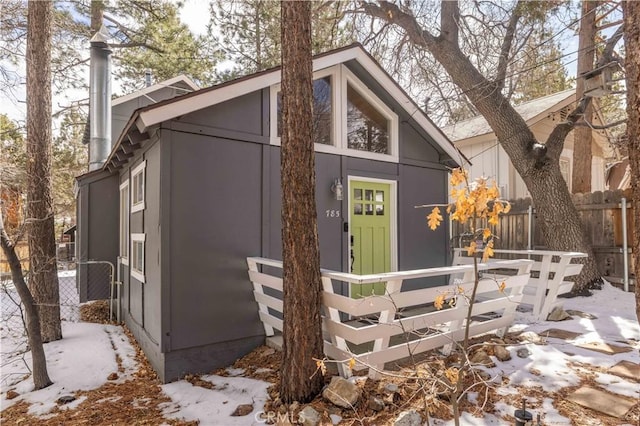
[347,84,389,154]
[270,65,398,162]
[119,180,129,265]
[131,160,146,213]
[276,76,333,145]
[131,233,145,283]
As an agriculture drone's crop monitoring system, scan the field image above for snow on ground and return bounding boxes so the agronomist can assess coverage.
[0,280,638,424]
[161,374,271,424]
[1,322,131,415]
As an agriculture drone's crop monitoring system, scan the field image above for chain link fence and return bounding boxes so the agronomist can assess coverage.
[0,243,114,352]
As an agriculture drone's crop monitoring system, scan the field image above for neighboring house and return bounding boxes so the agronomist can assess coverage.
[75,44,464,382]
[443,90,616,199]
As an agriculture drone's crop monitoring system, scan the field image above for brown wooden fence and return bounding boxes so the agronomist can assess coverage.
[451,189,635,283]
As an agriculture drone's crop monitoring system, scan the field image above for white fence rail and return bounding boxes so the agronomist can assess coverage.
[452,249,587,321]
[247,257,532,378]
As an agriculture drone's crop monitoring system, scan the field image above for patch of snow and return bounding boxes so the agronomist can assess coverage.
[161,375,270,424]
[594,372,640,399]
[225,367,245,377]
[1,322,132,416]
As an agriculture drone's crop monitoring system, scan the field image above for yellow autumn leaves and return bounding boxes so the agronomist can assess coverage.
[428,168,510,260]
[428,168,511,310]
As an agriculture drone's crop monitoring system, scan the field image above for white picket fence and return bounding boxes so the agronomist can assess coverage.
[452,249,586,321]
[247,257,532,378]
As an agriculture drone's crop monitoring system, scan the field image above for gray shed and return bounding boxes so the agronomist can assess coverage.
[76,44,465,382]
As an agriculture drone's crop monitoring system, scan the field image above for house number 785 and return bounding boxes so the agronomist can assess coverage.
[326,210,341,218]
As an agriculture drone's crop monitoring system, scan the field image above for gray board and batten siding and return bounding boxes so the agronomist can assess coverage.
[76,51,460,382]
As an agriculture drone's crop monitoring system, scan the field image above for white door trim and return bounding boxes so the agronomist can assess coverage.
[347,176,398,280]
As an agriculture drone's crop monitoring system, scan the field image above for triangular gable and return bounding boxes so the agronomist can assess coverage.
[105,44,464,171]
[444,90,575,142]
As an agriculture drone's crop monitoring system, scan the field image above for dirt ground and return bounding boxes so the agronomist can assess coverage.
[1,302,638,425]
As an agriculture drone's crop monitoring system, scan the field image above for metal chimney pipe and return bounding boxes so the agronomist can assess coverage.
[89,25,112,171]
[145,69,152,87]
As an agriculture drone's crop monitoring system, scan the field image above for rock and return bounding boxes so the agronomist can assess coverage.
[5,390,18,400]
[547,306,571,321]
[368,396,385,411]
[299,406,320,426]
[470,350,494,367]
[394,409,422,426]
[518,331,543,344]
[322,376,361,409]
[493,345,512,361]
[491,338,506,345]
[329,414,342,425]
[566,310,597,319]
[472,369,491,381]
[384,383,399,394]
[517,348,531,358]
[56,395,76,404]
[107,372,118,380]
[230,403,253,416]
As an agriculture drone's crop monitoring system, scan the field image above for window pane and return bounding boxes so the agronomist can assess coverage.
[277,76,332,145]
[347,85,389,154]
[354,189,362,200]
[312,77,332,145]
[365,189,373,201]
[375,190,384,202]
[376,205,384,216]
[354,203,363,215]
[365,204,374,215]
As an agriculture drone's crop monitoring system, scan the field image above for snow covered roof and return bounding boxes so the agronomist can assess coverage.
[443,90,575,142]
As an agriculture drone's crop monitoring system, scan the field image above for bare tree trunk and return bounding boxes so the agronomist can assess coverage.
[572,0,598,194]
[279,0,325,403]
[26,0,62,343]
[362,1,602,291]
[623,0,640,323]
[1,212,52,390]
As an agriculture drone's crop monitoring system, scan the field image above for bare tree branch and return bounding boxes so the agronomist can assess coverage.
[495,3,523,91]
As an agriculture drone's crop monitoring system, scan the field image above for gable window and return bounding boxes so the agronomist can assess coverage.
[270,65,398,162]
[131,160,146,213]
[276,75,333,146]
[131,233,145,283]
[347,84,389,154]
[119,180,129,265]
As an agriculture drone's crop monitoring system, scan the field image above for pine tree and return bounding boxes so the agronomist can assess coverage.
[279,0,325,403]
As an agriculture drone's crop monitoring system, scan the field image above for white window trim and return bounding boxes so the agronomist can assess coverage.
[342,67,399,162]
[119,179,130,266]
[130,233,146,283]
[131,160,146,213]
[270,65,399,163]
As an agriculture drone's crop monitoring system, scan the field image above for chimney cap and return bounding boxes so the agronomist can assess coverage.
[90,24,111,44]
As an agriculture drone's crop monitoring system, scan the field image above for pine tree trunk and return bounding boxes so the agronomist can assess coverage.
[572,0,598,194]
[623,0,640,323]
[1,214,52,390]
[279,0,325,403]
[26,0,62,343]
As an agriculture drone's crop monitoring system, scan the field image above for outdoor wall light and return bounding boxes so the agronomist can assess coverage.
[331,178,344,201]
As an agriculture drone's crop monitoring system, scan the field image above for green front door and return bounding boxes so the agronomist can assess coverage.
[350,180,392,298]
